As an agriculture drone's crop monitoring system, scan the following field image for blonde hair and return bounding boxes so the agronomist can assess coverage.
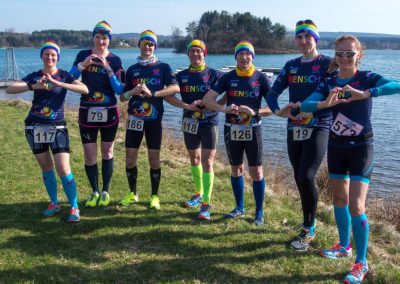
[327,35,364,74]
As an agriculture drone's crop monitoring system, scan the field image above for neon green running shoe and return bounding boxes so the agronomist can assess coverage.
[85,192,100,207]
[149,195,160,210]
[98,191,110,207]
[119,192,139,206]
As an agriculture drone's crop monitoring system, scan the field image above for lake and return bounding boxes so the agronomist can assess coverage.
[1,47,399,198]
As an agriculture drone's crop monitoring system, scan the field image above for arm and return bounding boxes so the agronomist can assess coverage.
[97,56,125,95]
[164,95,202,111]
[203,89,238,114]
[45,74,89,94]
[301,89,346,112]
[6,80,29,94]
[369,77,400,97]
[266,89,281,113]
[154,84,180,98]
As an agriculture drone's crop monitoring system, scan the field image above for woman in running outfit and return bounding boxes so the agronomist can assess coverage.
[301,35,400,284]
[203,41,272,226]
[70,21,125,208]
[6,40,89,222]
[267,20,332,250]
[166,39,222,220]
[119,30,179,210]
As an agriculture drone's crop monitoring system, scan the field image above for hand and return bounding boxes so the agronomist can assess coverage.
[318,87,347,109]
[140,84,152,97]
[275,102,300,120]
[32,75,51,90]
[42,73,59,88]
[341,84,371,102]
[130,84,144,97]
[224,104,239,114]
[187,100,203,111]
[238,105,256,116]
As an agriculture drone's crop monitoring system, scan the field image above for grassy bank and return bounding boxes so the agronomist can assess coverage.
[0,101,399,283]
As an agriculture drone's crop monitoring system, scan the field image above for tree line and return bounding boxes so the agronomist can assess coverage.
[171,11,288,54]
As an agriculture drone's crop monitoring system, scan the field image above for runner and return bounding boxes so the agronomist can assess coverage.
[119,30,179,210]
[166,39,222,220]
[301,35,400,284]
[70,21,125,207]
[203,41,272,226]
[267,20,332,249]
[6,40,89,222]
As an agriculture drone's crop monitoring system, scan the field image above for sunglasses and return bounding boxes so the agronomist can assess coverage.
[335,51,357,58]
[140,41,154,47]
[296,19,315,26]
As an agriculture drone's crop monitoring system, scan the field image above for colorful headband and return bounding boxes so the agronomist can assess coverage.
[187,39,207,56]
[93,20,112,40]
[138,30,158,49]
[40,40,60,61]
[295,20,319,43]
[234,41,255,59]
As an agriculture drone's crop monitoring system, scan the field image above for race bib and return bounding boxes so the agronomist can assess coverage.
[331,113,364,136]
[33,126,56,143]
[182,118,199,135]
[87,107,108,122]
[293,127,313,141]
[230,125,253,141]
[127,115,144,132]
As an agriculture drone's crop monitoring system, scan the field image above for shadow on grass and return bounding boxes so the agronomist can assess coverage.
[0,201,340,283]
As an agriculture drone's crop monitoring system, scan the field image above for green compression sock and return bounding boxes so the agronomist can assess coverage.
[190,165,203,195]
[202,172,214,204]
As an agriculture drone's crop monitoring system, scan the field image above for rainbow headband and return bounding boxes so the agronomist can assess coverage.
[295,21,319,42]
[40,40,60,61]
[234,41,255,59]
[187,39,207,56]
[138,30,157,49]
[93,21,112,40]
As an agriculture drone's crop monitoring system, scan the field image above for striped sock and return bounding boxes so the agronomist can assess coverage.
[42,170,58,204]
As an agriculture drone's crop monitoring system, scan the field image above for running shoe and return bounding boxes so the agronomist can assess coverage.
[343,261,368,284]
[320,243,352,259]
[224,208,245,219]
[119,192,139,206]
[85,192,100,207]
[68,208,80,223]
[290,228,315,251]
[253,215,265,226]
[98,191,110,206]
[149,195,160,210]
[42,203,61,217]
[197,203,211,220]
[184,194,202,207]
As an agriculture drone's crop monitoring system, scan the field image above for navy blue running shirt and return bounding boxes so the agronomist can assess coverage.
[72,49,123,107]
[212,69,272,125]
[22,69,75,123]
[268,54,332,128]
[313,71,382,136]
[124,61,177,122]
[176,66,222,127]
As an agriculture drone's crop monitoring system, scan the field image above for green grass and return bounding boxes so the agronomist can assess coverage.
[0,101,399,283]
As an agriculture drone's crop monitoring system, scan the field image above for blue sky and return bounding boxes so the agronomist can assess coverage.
[1,0,399,35]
